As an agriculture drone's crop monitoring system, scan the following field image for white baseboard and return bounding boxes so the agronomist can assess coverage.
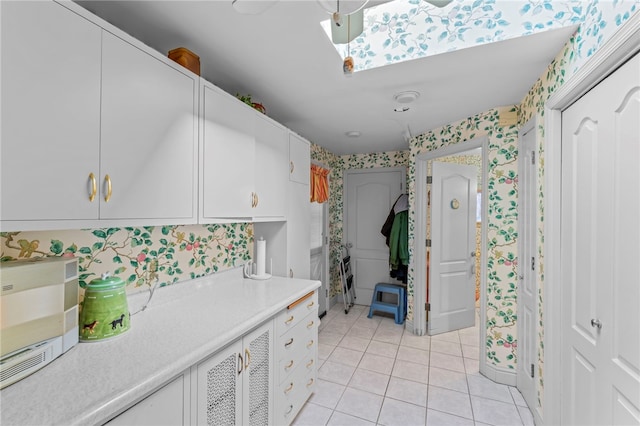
[479,362,517,386]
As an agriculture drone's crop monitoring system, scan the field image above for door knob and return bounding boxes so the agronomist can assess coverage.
[470,252,476,257]
[590,318,602,329]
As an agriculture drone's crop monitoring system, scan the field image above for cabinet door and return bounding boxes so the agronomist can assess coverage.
[289,133,310,185]
[287,182,311,279]
[106,373,189,426]
[253,115,287,218]
[242,321,274,426]
[1,1,101,222]
[201,84,256,220]
[100,32,197,221]
[196,340,243,426]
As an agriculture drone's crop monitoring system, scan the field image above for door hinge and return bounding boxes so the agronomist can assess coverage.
[425,303,430,312]
[530,363,535,378]
[426,176,432,184]
[426,239,431,247]
[531,256,535,271]
[326,288,329,298]
[531,151,536,165]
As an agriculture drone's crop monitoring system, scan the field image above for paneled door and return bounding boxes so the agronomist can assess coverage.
[428,162,477,335]
[560,52,639,425]
[517,122,538,414]
[344,168,405,304]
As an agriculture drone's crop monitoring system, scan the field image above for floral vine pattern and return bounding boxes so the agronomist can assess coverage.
[1,224,253,297]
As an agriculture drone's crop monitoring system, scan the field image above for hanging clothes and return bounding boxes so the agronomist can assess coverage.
[381,194,409,283]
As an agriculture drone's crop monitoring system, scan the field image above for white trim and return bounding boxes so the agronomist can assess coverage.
[414,137,488,351]
[479,364,517,386]
[543,11,640,426]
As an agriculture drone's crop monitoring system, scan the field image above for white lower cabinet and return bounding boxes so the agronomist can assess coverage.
[275,291,319,425]
[194,321,273,426]
[104,295,318,426]
[106,372,190,426]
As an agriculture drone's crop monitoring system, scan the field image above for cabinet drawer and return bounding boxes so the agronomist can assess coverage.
[277,315,318,384]
[276,356,316,425]
[276,291,318,337]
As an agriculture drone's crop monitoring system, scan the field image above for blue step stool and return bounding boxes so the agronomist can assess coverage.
[368,283,406,324]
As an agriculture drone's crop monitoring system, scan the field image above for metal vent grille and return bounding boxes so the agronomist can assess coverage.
[206,353,237,426]
[248,330,270,426]
[0,352,45,383]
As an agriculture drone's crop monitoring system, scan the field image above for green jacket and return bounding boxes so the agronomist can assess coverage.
[389,210,408,269]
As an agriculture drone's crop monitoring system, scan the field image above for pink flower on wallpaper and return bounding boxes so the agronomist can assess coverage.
[228,244,233,250]
[194,241,200,249]
[186,244,193,251]
[137,253,146,263]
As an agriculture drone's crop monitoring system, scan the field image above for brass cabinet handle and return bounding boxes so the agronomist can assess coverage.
[250,192,255,208]
[244,348,251,369]
[284,382,294,394]
[255,192,259,207]
[306,339,314,348]
[285,360,294,369]
[285,315,294,325]
[237,353,243,375]
[307,301,315,309]
[104,174,112,202]
[290,161,294,174]
[306,378,314,387]
[307,320,314,329]
[284,338,294,348]
[88,173,97,202]
[285,404,294,415]
[306,359,314,368]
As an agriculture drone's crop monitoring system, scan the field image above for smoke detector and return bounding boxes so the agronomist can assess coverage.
[394,91,420,104]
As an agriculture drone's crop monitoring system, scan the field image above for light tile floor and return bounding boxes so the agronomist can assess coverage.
[292,303,535,426]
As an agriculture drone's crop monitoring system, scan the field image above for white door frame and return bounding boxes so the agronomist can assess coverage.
[516,117,540,422]
[544,12,640,425]
[414,136,488,341]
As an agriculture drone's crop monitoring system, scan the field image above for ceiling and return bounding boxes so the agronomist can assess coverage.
[75,0,577,155]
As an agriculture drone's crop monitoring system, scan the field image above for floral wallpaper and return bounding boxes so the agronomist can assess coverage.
[1,224,253,301]
[331,0,633,73]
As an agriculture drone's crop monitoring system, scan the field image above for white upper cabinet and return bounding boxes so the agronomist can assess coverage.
[1,2,197,231]
[100,32,197,221]
[201,83,256,219]
[254,115,288,218]
[289,133,311,185]
[1,1,102,223]
[200,83,287,222]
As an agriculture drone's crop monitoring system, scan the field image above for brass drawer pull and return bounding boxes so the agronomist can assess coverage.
[306,339,314,348]
[307,320,314,328]
[104,174,112,202]
[244,348,251,369]
[307,301,315,309]
[88,173,97,202]
[306,378,314,387]
[285,316,294,325]
[284,338,294,348]
[284,382,294,394]
[285,404,294,415]
[285,360,294,369]
[306,359,314,368]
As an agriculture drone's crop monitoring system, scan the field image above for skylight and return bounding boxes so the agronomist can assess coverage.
[321,0,594,72]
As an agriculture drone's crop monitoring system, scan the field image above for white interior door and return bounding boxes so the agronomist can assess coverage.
[345,168,405,304]
[517,123,538,412]
[429,162,477,335]
[560,52,640,426]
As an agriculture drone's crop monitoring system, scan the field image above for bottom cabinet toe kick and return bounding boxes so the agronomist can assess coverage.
[275,290,319,424]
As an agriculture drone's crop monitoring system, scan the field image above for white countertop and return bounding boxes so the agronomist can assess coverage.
[0,267,320,425]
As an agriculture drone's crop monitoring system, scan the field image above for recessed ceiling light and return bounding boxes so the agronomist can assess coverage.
[394,106,410,112]
[345,131,361,137]
[394,91,420,104]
